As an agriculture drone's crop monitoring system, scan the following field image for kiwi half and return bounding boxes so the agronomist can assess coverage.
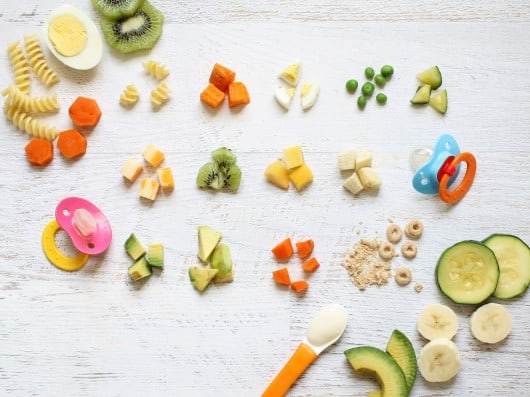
[100,1,164,54]
[92,0,144,19]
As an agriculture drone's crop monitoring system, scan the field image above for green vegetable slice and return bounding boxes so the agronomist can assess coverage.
[416,66,442,89]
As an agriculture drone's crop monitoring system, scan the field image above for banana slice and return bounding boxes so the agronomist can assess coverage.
[418,338,461,382]
[300,83,320,111]
[274,85,295,110]
[338,149,357,171]
[343,172,363,195]
[417,303,459,341]
[357,167,382,189]
[279,62,301,86]
[470,303,512,344]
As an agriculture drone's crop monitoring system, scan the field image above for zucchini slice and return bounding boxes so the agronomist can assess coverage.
[436,240,499,304]
[410,84,432,104]
[416,66,442,90]
[429,89,448,114]
[483,234,530,299]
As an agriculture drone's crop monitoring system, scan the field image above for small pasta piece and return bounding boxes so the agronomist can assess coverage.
[2,85,60,113]
[150,81,170,109]
[7,41,31,94]
[143,60,170,80]
[24,34,60,86]
[4,103,58,140]
[119,83,140,107]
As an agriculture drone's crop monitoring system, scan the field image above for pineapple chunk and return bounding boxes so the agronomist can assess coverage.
[355,150,373,169]
[279,62,301,87]
[357,167,382,189]
[142,144,165,168]
[120,158,143,182]
[157,167,174,190]
[289,164,313,191]
[264,160,290,190]
[139,177,160,200]
[283,145,305,170]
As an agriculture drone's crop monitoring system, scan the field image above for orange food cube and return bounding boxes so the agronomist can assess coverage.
[142,144,164,168]
[272,267,291,286]
[291,280,309,293]
[139,177,159,201]
[301,257,320,273]
[209,63,236,92]
[157,167,174,190]
[120,159,143,182]
[228,82,250,108]
[200,83,226,108]
[271,238,294,260]
[296,239,314,259]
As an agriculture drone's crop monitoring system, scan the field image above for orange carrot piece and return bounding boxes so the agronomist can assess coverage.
[301,257,320,273]
[68,96,102,128]
[209,63,236,92]
[272,267,291,286]
[25,138,53,166]
[228,81,250,108]
[271,238,294,260]
[200,83,226,108]
[290,280,309,292]
[296,239,314,259]
[57,129,87,159]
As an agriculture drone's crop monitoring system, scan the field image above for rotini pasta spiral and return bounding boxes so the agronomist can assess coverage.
[2,85,60,113]
[143,60,170,80]
[7,41,31,94]
[4,103,58,140]
[150,81,171,109]
[24,34,60,86]
[119,84,140,106]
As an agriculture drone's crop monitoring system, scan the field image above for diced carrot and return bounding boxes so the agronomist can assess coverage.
[301,257,320,273]
[290,280,309,292]
[57,129,87,159]
[25,138,53,166]
[68,96,101,128]
[228,81,250,108]
[200,83,226,108]
[209,63,235,92]
[271,238,294,260]
[272,267,291,286]
[296,239,314,259]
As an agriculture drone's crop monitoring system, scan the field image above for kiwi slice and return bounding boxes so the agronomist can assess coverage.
[100,1,164,54]
[92,0,144,19]
[211,147,237,173]
[197,162,222,190]
[222,165,242,192]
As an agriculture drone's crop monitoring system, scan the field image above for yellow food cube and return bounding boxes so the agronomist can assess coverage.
[139,177,160,201]
[157,167,174,190]
[142,144,164,168]
[289,164,313,191]
[120,158,143,182]
[264,159,290,190]
[283,145,305,170]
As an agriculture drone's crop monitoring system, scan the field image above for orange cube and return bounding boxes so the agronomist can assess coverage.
[209,63,235,92]
[228,82,250,108]
[200,83,225,108]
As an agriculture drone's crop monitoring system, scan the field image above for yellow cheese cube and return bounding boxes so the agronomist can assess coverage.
[139,177,160,201]
[264,159,289,190]
[289,164,313,191]
[157,167,174,190]
[120,159,143,182]
[283,145,304,170]
[142,144,164,168]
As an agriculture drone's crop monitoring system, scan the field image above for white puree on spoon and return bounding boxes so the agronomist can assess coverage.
[306,304,348,347]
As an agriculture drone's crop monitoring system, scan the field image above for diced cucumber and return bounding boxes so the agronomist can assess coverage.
[436,240,499,304]
[416,66,442,90]
[124,233,146,260]
[147,243,164,269]
[128,256,152,281]
[483,234,530,299]
[410,84,432,104]
[429,89,448,114]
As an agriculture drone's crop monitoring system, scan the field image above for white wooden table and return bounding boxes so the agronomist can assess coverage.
[1,1,529,396]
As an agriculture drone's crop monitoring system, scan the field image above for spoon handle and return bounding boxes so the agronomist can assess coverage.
[261,342,317,397]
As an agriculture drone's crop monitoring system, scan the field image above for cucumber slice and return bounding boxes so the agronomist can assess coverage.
[483,234,530,299]
[436,240,499,304]
[416,66,442,90]
[429,89,448,114]
[410,84,432,104]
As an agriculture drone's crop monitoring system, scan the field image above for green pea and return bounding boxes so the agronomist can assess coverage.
[381,65,394,79]
[376,93,387,105]
[357,95,367,109]
[361,82,375,97]
[345,79,358,93]
[364,67,375,80]
[374,74,386,88]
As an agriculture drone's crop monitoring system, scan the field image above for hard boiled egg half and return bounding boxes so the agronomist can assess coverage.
[42,5,103,70]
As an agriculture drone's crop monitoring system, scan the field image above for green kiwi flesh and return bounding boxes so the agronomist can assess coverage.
[211,147,237,173]
[92,0,144,19]
[222,165,242,192]
[197,162,222,190]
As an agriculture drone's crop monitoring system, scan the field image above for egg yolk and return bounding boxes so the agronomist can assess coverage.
[48,14,87,57]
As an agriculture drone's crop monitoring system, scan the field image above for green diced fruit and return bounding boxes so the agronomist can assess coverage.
[357,95,367,109]
[381,65,394,79]
[365,67,375,80]
[346,79,358,93]
[416,66,442,90]
[209,243,234,283]
[197,225,222,263]
[386,330,417,392]
[147,243,164,269]
[124,233,146,260]
[428,89,448,114]
[361,82,375,97]
[128,256,152,281]
[410,84,432,104]
[374,74,386,88]
[189,266,218,291]
[211,147,237,173]
[376,93,387,105]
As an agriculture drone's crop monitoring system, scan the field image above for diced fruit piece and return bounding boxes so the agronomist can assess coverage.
[228,81,250,108]
[470,302,512,344]
[157,167,174,190]
[343,173,364,195]
[385,330,417,392]
[355,151,373,169]
[139,177,160,201]
[142,144,164,167]
[124,233,146,260]
[274,85,295,110]
[200,83,226,108]
[147,243,164,268]
[264,160,290,190]
[289,164,313,191]
[344,346,408,397]
[189,266,218,291]
[436,240,499,304]
[121,158,143,182]
[290,280,309,292]
[283,145,305,170]
[300,83,319,111]
[209,243,233,283]
[482,234,530,299]
[357,167,382,189]
[272,267,291,286]
[68,96,101,127]
[416,66,442,90]
[410,84,432,104]
[418,339,461,382]
[338,149,357,171]
[429,89,448,114]
[128,256,152,281]
[302,257,320,273]
[209,63,236,92]
[296,239,314,259]
[197,225,222,263]
[417,303,459,341]
[271,238,294,260]
[279,62,301,86]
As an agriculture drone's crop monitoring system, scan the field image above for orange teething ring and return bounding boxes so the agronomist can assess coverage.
[439,152,477,204]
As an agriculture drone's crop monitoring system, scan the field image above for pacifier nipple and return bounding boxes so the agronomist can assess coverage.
[73,208,97,237]
[409,148,433,171]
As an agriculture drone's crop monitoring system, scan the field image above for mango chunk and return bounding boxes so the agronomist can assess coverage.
[264,160,290,190]
[289,164,313,191]
[283,145,305,170]
[157,167,174,190]
[139,177,160,201]
[121,158,143,182]
[142,144,164,168]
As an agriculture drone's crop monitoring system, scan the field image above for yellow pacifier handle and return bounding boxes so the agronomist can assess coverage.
[42,220,89,271]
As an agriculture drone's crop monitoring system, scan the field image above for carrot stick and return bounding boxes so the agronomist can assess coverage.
[57,129,87,159]
[272,267,291,286]
[200,83,225,108]
[228,81,250,108]
[290,280,309,292]
[25,138,53,166]
[295,239,314,259]
[209,63,235,92]
[301,257,320,273]
[68,96,102,128]
[271,238,294,260]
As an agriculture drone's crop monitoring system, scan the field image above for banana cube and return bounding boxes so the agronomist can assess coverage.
[343,172,363,195]
[355,150,373,169]
[338,149,357,171]
[289,164,313,191]
[357,167,381,189]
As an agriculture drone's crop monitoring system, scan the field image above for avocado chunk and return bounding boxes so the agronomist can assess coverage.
[124,233,146,260]
[128,256,152,281]
[189,266,218,291]
[386,330,417,392]
[209,243,233,283]
[147,243,164,269]
[344,346,408,397]
[197,226,222,263]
